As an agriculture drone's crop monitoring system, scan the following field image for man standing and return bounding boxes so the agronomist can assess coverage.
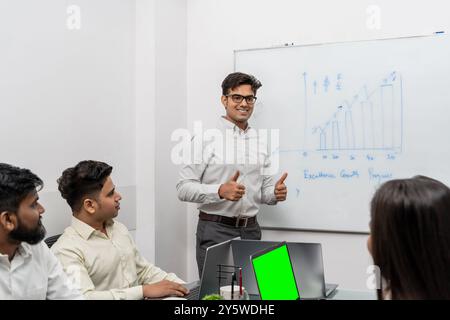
[0,163,82,299]
[177,72,288,276]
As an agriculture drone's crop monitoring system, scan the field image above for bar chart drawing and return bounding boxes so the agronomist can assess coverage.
[307,71,403,152]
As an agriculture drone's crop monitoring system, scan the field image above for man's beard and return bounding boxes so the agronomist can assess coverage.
[9,218,47,245]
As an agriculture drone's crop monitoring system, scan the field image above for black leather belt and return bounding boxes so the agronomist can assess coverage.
[199,211,257,228]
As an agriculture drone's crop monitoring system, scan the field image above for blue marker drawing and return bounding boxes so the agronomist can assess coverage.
[278,71,403,157]
[323,76,330,92]
[340,170,360,179]
[336,73,343,91]
[368,168,393,184]
[304,170,336,180]
[306,71,403,152]
[303,72,309,150]
[387,153,396,160]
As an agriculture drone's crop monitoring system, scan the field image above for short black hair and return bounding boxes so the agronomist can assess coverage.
[221,72,262,96]
[57,160,113,212]
[0,163,43,213]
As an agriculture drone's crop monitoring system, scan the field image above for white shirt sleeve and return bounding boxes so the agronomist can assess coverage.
[41,243,84,300]
[261,152,277,205]
[176,135,223,204]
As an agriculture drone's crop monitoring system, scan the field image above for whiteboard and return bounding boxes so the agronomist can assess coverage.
[235,34,450,233]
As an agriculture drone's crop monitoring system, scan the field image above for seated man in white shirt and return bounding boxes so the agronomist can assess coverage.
[51,160,188,300]
[0,163,83,300]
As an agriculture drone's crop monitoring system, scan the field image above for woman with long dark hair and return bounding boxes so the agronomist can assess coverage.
[368,175,450,299]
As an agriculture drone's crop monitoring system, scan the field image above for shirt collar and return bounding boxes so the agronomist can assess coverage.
[70,216,114,240]
[0,242,33,265]
[0,242,33,264]
[17,242,33,258]
[220,116,252,134]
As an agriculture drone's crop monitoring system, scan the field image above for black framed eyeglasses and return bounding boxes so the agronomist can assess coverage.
[225,94,257,104]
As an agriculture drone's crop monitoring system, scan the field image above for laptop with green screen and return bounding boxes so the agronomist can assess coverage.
[250,241,300,300]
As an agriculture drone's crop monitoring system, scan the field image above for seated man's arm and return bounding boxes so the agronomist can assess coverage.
[130,234,188,298]
[41,243,84,300]
[52,243,144,300]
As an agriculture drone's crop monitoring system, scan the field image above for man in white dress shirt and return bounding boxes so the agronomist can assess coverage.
[177,72,288,276]
[0,163,82,300]
[52,160,188,300]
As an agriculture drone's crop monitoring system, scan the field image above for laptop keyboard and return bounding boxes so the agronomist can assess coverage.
[185,286,200,300]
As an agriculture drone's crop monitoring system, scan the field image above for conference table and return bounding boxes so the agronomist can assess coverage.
[327,289,377,300]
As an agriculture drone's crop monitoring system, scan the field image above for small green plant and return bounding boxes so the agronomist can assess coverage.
[201,294,224,300]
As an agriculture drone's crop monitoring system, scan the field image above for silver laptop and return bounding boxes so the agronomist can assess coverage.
[183,237,236,300]
[231,239,338,299]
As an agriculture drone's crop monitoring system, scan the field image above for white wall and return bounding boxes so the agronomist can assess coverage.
[154,0,188,280]
[0,0,137,234]
[185,0,450,289]
[135,0,157,261]
[0,0,188,280]
[135,0,189,279]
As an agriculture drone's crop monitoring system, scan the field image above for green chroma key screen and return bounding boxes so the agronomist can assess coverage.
[252,243,300,300]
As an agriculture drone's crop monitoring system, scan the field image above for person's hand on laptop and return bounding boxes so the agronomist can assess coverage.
[143,280,189,299]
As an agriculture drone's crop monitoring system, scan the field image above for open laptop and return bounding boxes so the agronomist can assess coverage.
[183,237,236,300]
[232,239,338,299]
[250,241,300,300]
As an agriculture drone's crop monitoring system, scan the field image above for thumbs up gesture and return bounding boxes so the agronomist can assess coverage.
[218,171,246,201]
[274,172,288,201]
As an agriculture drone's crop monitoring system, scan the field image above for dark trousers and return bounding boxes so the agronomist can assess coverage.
[196,218,262,278]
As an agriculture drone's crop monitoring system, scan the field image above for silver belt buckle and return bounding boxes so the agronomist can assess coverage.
[235,216,249,228]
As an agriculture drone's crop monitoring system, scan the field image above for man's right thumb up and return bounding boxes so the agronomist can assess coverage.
[230,171,240,182]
